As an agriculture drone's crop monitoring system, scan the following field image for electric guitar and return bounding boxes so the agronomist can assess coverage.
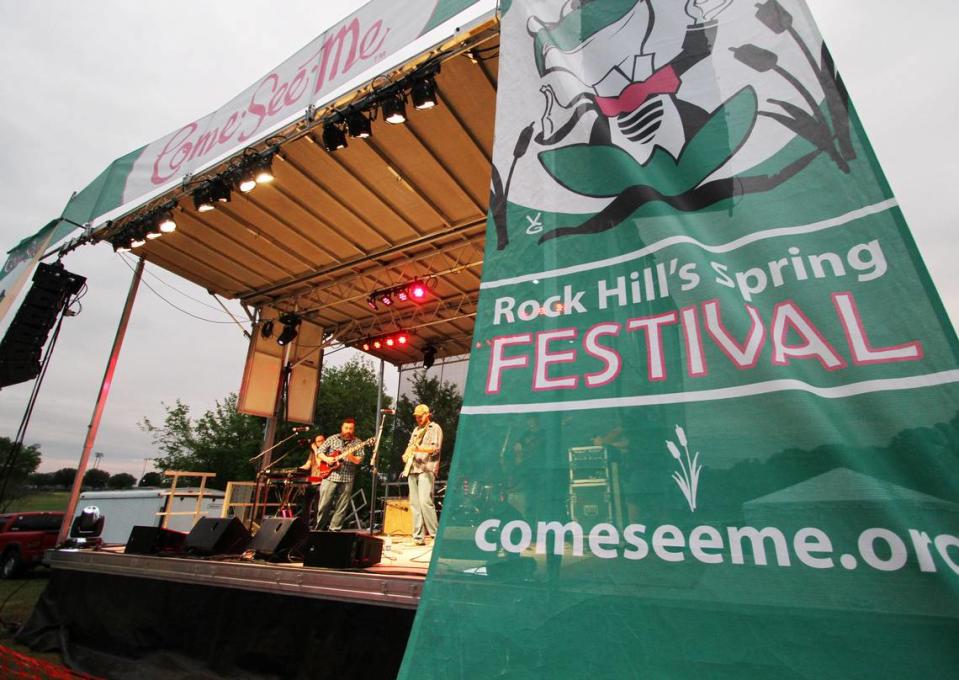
[401,427,429,478]
[312,436,375,483]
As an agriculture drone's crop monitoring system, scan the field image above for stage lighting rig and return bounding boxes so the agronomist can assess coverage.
[360,331,409,353]
[422,345,437,370]
[346,110,372,139]
[411,76,438,110]
[382,93,407,125]
[322,122,347,151]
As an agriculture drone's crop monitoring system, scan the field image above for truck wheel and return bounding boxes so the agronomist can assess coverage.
[0,549,22,579]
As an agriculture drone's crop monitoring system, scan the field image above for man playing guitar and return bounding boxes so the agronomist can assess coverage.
[402,404,443,546]
[311,418,368,531]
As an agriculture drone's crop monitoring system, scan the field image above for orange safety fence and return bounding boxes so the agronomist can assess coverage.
[0,645,100,680]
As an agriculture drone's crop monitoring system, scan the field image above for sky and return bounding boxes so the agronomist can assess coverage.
[0,0,956,480]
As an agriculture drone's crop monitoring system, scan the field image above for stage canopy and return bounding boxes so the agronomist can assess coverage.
[18,0,501,366]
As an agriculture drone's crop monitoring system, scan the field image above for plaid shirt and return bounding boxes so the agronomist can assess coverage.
[318,434,366,484]
[407,421,443,475]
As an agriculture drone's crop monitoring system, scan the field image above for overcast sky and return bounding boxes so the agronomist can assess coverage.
[0,0,956,480]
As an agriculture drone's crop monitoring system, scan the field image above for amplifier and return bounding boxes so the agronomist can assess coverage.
[568,446,609,482]
[569,482,612,529]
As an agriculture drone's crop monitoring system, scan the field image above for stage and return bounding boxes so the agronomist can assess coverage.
[19,539,438,679]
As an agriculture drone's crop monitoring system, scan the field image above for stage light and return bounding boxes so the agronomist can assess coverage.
[362,341,371,352]
[373,339,382,349]
[412,77,438,110]
[322,122,347,151]
[261,320,274,338]
[346,110,372,139]
[115,243,131,253]
[423,345,436,370]
[237,167,257,193]
[146,229,162,240]
[395,287,409,302]
[383,94,407,124]
[409,280,427,300]
[158,213,177,233]
[253,154,274,185]
[385,337,395,347]
[367,296,377,311]
[380,292,393,307]
[193,185,215,213]
[130,227,147,248]
[210,178,232,205]
[276,313,301,346]
[397,333,408,345]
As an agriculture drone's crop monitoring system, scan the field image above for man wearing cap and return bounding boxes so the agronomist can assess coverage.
[402,404,443,546]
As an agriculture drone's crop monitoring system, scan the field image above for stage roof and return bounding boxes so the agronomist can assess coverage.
[96,14,500,366]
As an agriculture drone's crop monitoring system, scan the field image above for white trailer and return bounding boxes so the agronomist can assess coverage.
[76,488,225,544]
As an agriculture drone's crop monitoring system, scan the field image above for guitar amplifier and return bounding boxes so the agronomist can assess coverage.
[568,446,609,482]
[384,499,412,536]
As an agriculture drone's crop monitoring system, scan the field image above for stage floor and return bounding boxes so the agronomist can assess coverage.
[46,538,433,610]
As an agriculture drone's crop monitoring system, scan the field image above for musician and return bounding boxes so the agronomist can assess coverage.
[314,418,367,531]
[298,434,326,526]
[402,404,443,546]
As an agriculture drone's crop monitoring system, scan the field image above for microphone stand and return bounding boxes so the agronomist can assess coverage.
[368,413,391,535]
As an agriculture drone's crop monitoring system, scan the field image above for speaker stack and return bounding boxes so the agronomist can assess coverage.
[0,262,86,389]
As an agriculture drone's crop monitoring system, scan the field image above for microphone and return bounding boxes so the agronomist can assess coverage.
[380,408,396,414]
[292,426,311,432]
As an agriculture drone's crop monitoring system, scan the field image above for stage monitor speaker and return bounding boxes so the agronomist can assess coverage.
[303,530,383,569]
[184,517,251,556]
[250,517,309,561]
[125,526,187,555]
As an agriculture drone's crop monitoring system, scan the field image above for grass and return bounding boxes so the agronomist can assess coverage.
[7,492,70,513]
[0,570,64,667]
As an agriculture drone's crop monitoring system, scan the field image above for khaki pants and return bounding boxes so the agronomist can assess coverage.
[408,471,438,542]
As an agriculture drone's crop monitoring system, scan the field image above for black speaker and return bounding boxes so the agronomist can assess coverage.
[303,531,383,569]
[184,517,251,555]
[0,262,86,389]
[125,526,187,555]
[250,517,309,561]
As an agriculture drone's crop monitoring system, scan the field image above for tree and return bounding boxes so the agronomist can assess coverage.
[0,437,42,510]
[107,473,137,489]
[28,472,54,488]
[52,467,77,490]
[312,357,393,439]
[139,472,163,487]
[389,371,463,479]
[83,468,110,489]
[140,393,265,489]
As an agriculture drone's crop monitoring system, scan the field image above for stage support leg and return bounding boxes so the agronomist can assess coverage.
[58,257,144,545]
[369,358,386,534]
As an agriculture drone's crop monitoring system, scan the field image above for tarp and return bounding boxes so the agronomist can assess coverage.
[0,217,76,324]
[402,0,959,677]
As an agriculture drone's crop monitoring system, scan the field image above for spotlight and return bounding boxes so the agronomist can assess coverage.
[114,242,131,253]
[385,337,395,347]
[322,122,347,151]
[193,184,215,213]
[373,339,382,349]
[146,228,162,240]
[380,292,393,307]
[423,345,436,370]
[130,236,147,249]
[261,320,274,338]
[409,280,427,300]
[237,167,257,193]
[346,110,372,139]
[362,341,371,352]
[276,313,301,346]
[396,287,409,302]
[382,94,407,124]
[412,77,438,110]
[158,212,177,233]
[252,153,274,184]
[367,296,378,311]
[397,333,408,345]
[209,178,231,205]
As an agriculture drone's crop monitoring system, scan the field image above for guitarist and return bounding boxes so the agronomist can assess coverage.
[312,418,367,531]
[402,404,443,546]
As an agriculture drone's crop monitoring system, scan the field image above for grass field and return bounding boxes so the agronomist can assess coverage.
[7,492,70,513]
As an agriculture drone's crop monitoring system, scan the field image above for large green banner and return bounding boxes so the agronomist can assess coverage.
[400,1,959,677]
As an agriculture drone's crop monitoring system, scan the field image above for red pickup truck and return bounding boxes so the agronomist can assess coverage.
[0,511,64,578]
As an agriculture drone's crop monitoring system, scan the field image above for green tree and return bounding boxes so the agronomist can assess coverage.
[139,472,163,487]
[52,467,77,489]
[0,438,42,509]
[140,393,265,490]
[107,473,137,489]
[28,472,54,488]
[389,371,463,479]
[311,357,393,440]
[83,468,110,489]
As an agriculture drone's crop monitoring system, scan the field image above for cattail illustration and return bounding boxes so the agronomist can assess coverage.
[665,425,702,512]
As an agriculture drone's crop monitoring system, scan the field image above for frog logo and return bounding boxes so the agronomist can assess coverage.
[491,0,856,250]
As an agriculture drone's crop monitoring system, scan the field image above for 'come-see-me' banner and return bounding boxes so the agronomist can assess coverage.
[400,1,959,677]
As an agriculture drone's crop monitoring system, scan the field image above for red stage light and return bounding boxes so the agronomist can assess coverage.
[362,342,371,352]
[386,337,395,347]
[397,334,408,345]
[373,340,382,349]
[410,282,426,300]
